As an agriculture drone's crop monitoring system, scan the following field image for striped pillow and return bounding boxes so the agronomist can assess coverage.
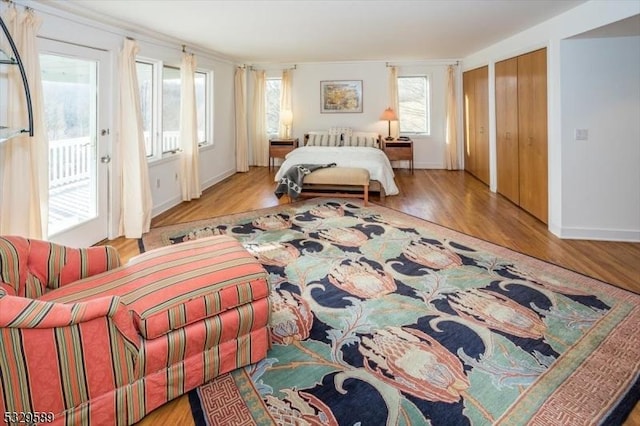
[343,135,380,148]
[306,133,340,147]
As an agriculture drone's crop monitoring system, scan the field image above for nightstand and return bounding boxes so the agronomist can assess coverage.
[383,139,413,173]
[269,138,298,169]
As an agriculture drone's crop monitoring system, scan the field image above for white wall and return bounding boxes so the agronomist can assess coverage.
[560,36,640,241]
[462,0,640,241]
[258,61,460,170]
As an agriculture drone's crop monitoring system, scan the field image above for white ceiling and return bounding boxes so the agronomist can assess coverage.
[48,0,588,63]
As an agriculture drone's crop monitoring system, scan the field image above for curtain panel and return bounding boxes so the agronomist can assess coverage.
[250,70,268,167]
[279,69,293,138]
[0,7,48,238]
[179,52,201,201]
[446,65,460,170]
[234,67,249,172]
[388,66,400,140]
[117,38,153,238]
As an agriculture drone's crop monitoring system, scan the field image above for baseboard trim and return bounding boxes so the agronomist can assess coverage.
[151,196,182,218]
[151,168,236,218]
[201,168,236,191]
[557,226,640,242]
[395,161,444,170]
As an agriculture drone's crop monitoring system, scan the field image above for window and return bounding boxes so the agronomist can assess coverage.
[265,78,281,135]
[397,76,430,135]
[41,53,99,236]
[136,60,213,160]
[136,61,154,156]
[162,65,181,153]
[195,71,207,145]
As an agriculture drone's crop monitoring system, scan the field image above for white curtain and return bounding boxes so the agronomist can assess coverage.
[388,66,400,140]
[446,65,460,170]
[179,52,201,200]
[0,7,48,238]
[250,69,269,166]
[278,68,293,138]
[118,38,153,238]
[235,67,249,172]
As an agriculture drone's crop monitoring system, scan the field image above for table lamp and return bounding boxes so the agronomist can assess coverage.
[380,107,398,141]
[281,109,293,138]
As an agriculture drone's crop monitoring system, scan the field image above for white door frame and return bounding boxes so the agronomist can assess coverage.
[39,38,112,247]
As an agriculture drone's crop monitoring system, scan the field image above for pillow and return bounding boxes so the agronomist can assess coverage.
[306,132,340,147]
[330,127,352,137]
[343,134,380,148]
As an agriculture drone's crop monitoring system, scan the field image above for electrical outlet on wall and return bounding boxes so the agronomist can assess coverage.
[575,128,589,141]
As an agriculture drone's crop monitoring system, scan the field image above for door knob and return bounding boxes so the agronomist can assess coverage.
[100,155,111,164]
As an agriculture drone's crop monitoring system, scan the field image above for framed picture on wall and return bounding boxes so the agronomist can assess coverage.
[320,80,363,113]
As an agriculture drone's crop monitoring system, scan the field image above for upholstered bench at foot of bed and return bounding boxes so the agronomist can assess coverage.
[296,167,370,205]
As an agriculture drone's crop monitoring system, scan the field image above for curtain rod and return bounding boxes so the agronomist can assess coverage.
[246,64,297,71]
[386,60,460,67]
[38,35,109,52]
[2,0,31,11]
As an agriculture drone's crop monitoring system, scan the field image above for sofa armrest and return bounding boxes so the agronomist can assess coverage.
[27,239,121,291]
[0,291,133,335]
[0,291,139,419]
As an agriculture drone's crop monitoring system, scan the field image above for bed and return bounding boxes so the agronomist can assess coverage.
[274,130,399,198]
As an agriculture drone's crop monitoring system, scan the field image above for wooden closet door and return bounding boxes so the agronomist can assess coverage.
[518,48,548,223]
[463,70,476,176]
[463,66,489,185]
[474,66,490,185]
[495,58,519,204]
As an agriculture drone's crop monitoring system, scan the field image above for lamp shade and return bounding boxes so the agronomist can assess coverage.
[380,107,398,121]
[281,109,293,126]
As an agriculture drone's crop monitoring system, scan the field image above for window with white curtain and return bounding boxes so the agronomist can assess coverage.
[397,75,430,135]
[162,65,181,154]
[194,70,209,146]
[135,60,155,157]
[135,59,213,160]
[265,78,281,135]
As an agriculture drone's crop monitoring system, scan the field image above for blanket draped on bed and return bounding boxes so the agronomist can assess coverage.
[274,163,336,199]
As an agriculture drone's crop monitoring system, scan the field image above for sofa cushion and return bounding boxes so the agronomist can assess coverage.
[303,167,370,186]
[40,236,269,339]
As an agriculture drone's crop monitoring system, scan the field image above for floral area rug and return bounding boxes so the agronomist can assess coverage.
[140,199,640,425]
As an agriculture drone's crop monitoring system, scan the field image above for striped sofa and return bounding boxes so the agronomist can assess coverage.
[0,235,271,426]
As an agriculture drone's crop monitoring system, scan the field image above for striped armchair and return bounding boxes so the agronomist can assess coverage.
[0,235,271,426]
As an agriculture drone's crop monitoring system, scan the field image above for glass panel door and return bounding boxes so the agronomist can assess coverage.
[39,39,110,246]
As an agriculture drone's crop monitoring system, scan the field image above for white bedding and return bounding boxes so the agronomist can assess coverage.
[274,146,399,196]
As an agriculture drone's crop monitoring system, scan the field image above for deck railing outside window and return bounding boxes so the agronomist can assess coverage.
[49,132,186,191]
[49,137,91,189]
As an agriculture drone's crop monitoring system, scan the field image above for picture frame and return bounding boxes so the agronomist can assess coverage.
[320,80,363,113]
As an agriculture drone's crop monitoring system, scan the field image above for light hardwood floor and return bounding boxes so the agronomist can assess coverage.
[111,167,639,425]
